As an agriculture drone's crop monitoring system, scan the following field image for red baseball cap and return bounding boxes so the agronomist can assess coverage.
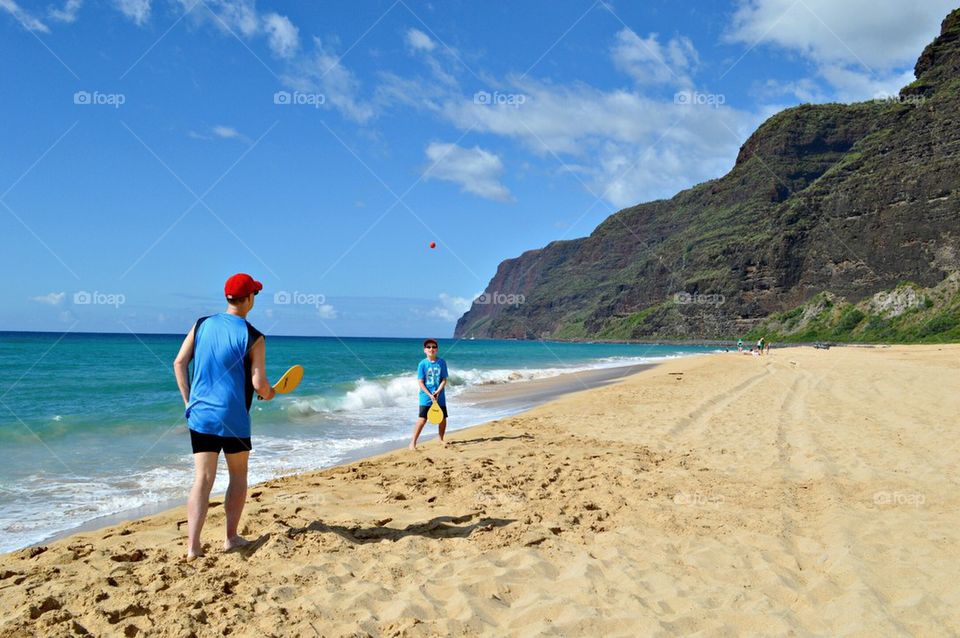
[224,273,263,299]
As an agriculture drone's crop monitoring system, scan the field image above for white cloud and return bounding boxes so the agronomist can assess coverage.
[434,77,758,207]
[114,0,150,25]
[116,3,373,122]
[190,125,249,142]
[445,82,639,154]
[185,0,258,37]
[317,304,337,319]
[429,293,473,322]
[18,0,371,124]
[49,0,82,23]
[167,3,373,121]
[405,27,436,52]
[263,12,298,58]
[1,0,50,32]
[611,29,697,86]
[752,76,828,103]
[818,65,916,103]
[284,37,375,123]
[212,125,240,138]
[177,1,300,58]
[595,138,737,208]
[375,26,762,209]
[727,0,955,69]
[31,292,65,305]
[424,143,512,202]
[726,0,955,101]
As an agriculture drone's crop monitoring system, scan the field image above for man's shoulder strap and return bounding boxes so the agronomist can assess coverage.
[193,315,210,333]
[191,316,210,351]
[245,321,264,356]
[188,315,211,384]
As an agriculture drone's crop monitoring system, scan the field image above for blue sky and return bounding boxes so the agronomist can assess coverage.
[1,0,954,336]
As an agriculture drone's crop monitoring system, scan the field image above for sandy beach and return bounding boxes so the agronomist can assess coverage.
[2,345,958,637]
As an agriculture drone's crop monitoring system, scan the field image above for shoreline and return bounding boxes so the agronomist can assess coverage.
[37,359,664,549]
[3,328,914,347]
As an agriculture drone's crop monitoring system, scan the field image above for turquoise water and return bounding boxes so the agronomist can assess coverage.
[0,330,713,552]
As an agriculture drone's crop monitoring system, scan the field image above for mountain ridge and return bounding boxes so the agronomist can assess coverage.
[455,8,960,342]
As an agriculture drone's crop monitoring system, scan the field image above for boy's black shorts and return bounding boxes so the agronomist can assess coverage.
[190,429,253,455]
[418,404,448,419]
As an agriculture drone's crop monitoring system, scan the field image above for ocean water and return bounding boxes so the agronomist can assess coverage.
[0,331,713,552]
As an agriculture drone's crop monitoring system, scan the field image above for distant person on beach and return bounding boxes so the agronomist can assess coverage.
[757,336,766,354]
[408,338,448,450]
[737,338,744,352]
[173,273,276,560]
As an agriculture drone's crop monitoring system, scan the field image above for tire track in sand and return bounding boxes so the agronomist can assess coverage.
[775,365,912,635]
[667,365,773,438]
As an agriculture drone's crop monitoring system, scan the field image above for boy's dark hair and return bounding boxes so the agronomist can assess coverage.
[423,338,438,348]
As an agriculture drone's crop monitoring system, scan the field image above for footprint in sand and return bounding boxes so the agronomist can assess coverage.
[110,549,147,563]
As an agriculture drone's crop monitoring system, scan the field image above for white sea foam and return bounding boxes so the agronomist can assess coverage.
[287,355,682,416]
[0,410,509,553]
[0,438,369,553]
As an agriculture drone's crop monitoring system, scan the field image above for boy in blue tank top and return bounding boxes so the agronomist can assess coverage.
[173,273,277,560]
[408,338,449,450]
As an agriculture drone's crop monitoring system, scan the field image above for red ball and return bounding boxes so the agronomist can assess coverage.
[429,241,436,249]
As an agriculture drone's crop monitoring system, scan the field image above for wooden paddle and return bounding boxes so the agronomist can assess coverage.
[426,399,444,424]
[259,364,304,399]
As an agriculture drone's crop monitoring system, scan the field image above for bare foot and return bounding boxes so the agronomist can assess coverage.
[440,439,448,447]
[224,535,251,551]
[186,550,204,562]
[408,443,417,451]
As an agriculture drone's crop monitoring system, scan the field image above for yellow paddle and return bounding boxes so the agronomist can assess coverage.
[259,364,304,399]
[426,399,444,424]
[274,364,304,393]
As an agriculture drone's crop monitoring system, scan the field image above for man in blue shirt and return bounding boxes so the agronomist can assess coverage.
[408,338,448,450]
[173,273,276,560]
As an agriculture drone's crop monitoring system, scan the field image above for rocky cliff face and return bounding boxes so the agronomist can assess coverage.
[455,9,960,341]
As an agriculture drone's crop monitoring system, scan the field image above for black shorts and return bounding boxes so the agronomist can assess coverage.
[418,404,448,419]
[189,429,252,455]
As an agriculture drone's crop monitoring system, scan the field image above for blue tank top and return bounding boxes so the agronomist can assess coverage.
[186,313,264,438]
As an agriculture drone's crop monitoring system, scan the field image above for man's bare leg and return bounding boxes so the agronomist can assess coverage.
[409,417,428,450]
[187,452,219,560]
[223,450,250,550]
[438,418,447,446]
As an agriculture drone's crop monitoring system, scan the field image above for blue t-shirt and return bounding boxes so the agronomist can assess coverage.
[417,357,448,406]
[186,313,263,438]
